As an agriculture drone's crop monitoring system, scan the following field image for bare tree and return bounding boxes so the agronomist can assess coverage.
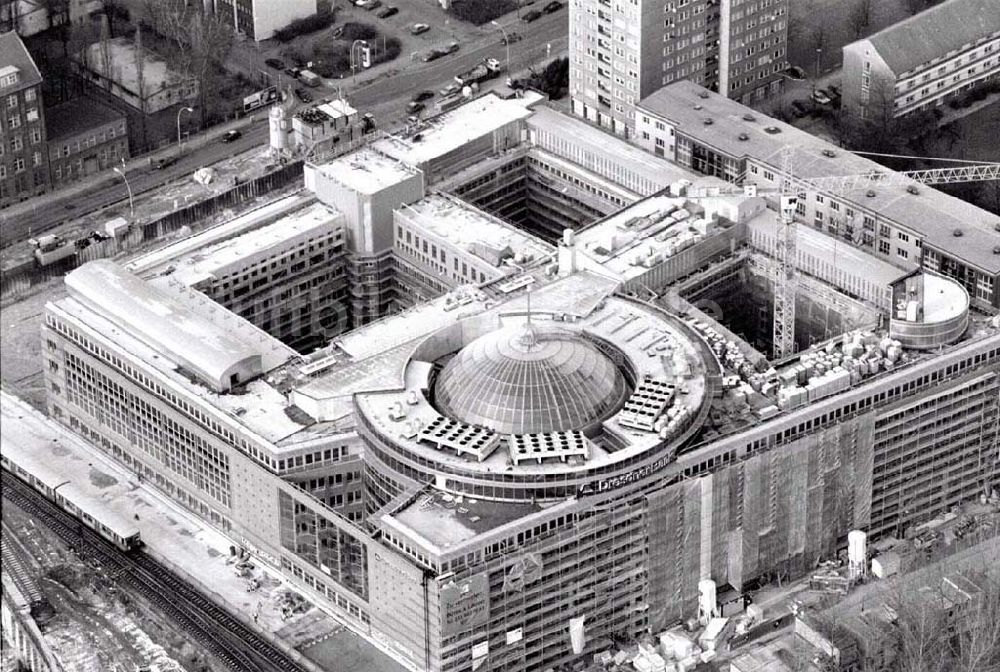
[848,0,872,39]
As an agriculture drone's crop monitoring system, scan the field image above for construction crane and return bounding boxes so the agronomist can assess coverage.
[685,156,1000,360]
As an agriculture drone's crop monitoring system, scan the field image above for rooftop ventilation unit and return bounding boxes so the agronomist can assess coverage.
[994,245,1000,255]
[906,185,919,195]
[742,113,755,121]
[738,133,749,141]
[822,149,836,158]
[699,91,710,99]
[693,104,703,110]
[703,118,714,125]
[866,189,876,197]
[953,229,964,237]
[763,126,781,134]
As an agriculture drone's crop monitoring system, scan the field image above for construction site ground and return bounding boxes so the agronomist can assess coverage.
[0,392,405,672]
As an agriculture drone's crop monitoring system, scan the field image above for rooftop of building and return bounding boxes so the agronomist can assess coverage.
[318,98,357,119]
[370,91,543,168]
[388,488,543,550]
[859,0,1000,76]
[46,98,125,143]
[575,191,760,282]
[526,106,714,192]
[164,201,343,287]
[637,81,1000,274]
[76,37,196,95]
[0,31,42,93]
[398,193,554,266]
[312,147,421,194]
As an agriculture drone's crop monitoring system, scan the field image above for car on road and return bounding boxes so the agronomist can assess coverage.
[154,157,179,170]
[221,130,243,143]
[811,89,833,105]
[285,67,301,78]
[500,32,522,45]
[485,57,501,70]
[331,25,345,38]
[265,58,285,70]
[444,41,460,54]
[789,100,809,118]
[522,10,542,22]
[412,90,435,102]
[439,83,460,97]
[376,6,398,18]
[543,0,563,12]
[294,88,313,103]
[422,49,444,62]
[410,23,430,34]
[406,101,425,113]
[407,115,420,124]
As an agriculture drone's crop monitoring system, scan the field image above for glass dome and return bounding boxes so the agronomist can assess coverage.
[434,322,628,435]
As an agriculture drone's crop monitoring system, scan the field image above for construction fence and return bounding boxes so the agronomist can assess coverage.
[1,161,304,305]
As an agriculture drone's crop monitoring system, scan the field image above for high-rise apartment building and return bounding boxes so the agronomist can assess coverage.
[570,0,789,138]
[0,31,48,208]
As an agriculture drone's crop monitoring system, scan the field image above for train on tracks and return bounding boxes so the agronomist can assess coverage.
[1,447,141,552]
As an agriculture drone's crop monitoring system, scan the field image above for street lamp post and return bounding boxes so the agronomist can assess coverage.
[176,106,194,148]
[112,163,134,221]
[492,21,511,84]
[813,48,823,95]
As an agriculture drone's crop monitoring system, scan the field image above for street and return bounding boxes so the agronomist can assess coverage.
[0,11,567,249]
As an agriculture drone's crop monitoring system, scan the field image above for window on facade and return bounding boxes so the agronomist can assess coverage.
[897,248,909,259]
[8,115,21,129]
[878,240,890,255]
[6,95,16,109]
[897,232,910,242]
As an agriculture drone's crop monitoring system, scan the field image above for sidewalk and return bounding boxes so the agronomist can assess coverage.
[0,115,259,225]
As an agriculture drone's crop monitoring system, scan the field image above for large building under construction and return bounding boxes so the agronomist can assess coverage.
[40,89,1000,672]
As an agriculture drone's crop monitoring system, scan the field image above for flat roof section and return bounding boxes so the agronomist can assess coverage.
[637,81,1000,274]
[400,194,554,265]
[65,260,264,393]
[371,92,541,168]
[313,147,421,195]
[389,489,542,550]
[166,201,342,287]
[527,106,707,192]
[920,274,969,323]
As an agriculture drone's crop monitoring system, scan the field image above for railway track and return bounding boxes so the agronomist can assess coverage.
[1,469,309,672]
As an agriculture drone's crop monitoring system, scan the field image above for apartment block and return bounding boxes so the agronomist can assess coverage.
[211,0,317,41]
[636,81,1000,311]
[569,0,788,138]
[841,0,1000,120]
[0,31,48,208]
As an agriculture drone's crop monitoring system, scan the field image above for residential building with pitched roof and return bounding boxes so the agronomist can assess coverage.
[841,0,1000,120]
[0,30,48,208]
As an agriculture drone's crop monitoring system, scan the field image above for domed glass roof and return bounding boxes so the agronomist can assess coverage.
[434,322,628,435]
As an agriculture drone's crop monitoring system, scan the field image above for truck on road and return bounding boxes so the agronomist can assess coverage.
[454,58,501,86]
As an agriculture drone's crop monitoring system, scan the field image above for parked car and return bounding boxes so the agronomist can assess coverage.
[789,100,809,118]
[264,58,284,70]
[439,82,460,97]
[522,9,542,22]
[827,84,841,98]
[361,0,382,10]
[294,88,313,103]
[406,101,425,113]
[154,157,178,170]
[221,130,242,143]
[543,0,563,12]
[422,49,444,62]
[285,67,301,78]
[500,31,522,45]
[785,65,806,80]
[412,90,435,102]
[376,6,398,18]
[410,23,430,34]
[811,89,833,105]
[445,41,460,54]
